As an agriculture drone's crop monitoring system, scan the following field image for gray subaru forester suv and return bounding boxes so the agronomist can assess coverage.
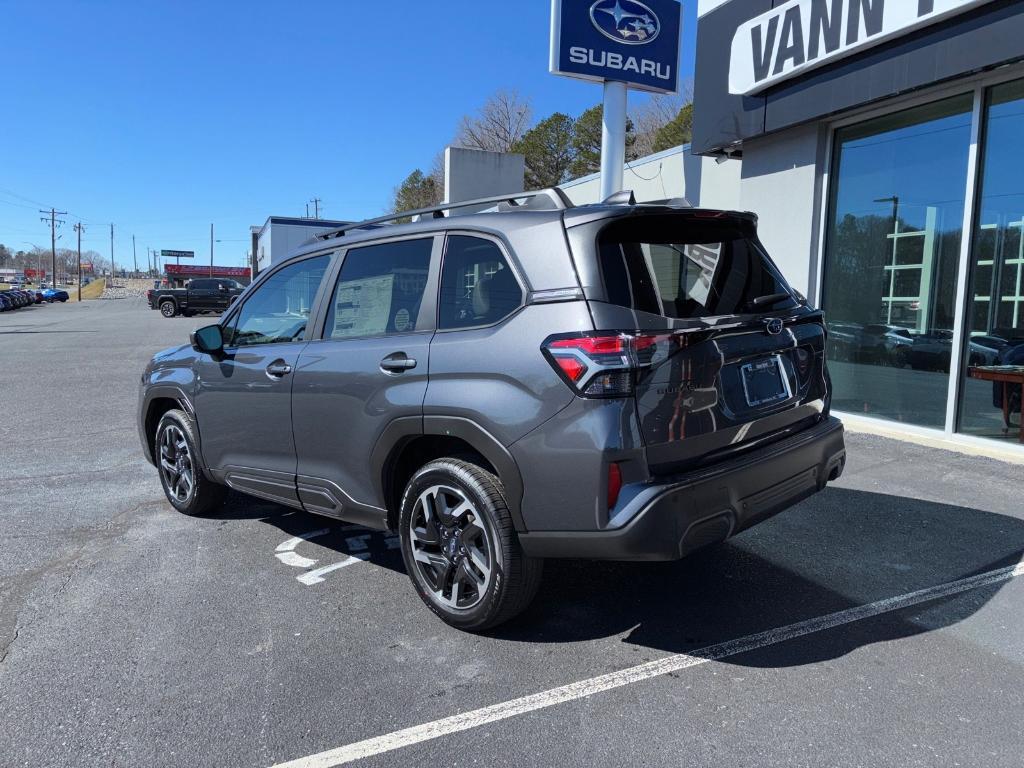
[139,188,846,631]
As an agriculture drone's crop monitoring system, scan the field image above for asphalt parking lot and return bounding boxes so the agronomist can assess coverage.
[2,297,1023,767]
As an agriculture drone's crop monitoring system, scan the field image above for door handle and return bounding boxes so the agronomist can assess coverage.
[380,352,417,373]
[266,360,293,378]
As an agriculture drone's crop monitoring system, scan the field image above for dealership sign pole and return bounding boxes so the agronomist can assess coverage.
[550,0,681,200]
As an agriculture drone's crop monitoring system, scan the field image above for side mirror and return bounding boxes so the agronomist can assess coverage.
[190,323,225,356]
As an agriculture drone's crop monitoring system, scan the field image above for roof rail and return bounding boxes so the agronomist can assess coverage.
[314,187,574,241]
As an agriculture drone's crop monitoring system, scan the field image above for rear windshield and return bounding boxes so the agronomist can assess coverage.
[597,214,798,319]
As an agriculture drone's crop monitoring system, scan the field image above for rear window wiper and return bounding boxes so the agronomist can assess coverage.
[747,292,795,309]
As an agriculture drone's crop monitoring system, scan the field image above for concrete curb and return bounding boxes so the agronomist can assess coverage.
[838,413,1024,466]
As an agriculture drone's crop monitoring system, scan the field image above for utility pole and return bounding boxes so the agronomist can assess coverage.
[305,202,310,218]
[310,198,321,219]
[109,223,115,287]
[39,208,67,287]
[74,222,84,302]
[210,223,214,277]
[132,235,138,276]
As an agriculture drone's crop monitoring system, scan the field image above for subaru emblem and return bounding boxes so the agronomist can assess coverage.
[590,0,661,45]
[765,318,784,336]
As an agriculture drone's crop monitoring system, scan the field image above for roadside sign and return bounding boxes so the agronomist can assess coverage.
[160,250,195,259]
[165,264,251,279]
[550,0,681,94]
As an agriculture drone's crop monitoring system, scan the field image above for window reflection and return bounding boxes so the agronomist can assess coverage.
[960,79,1024,443]
[822,95,973,426]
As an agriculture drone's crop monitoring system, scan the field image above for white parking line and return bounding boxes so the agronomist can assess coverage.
[296,554,372,585]
[270,560,1024,768]
[275,530,330,569]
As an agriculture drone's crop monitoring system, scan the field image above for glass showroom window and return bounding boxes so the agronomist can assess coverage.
[958,79,1024,442]
[822,95,973,427]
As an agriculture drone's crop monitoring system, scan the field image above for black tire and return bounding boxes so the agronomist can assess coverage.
[399,458,542,631]
[159,300,177,318]
[154,409,226,516]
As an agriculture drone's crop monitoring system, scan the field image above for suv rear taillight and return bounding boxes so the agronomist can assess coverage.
[542,332,669,398]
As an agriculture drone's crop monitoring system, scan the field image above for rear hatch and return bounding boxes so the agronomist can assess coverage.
[571,209,830,474]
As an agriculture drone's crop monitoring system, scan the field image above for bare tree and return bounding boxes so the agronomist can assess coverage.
[631,84,694,158]
[428,151,446,201]
[454,90,533,153]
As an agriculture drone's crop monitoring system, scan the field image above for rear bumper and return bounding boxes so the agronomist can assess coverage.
[518,416,846,561]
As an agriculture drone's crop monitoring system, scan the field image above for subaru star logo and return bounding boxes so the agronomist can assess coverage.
[590,0,661,45]
[765,318,784,336]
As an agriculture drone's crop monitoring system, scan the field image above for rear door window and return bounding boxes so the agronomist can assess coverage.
[598,215,798,319]
[324,238,433,339]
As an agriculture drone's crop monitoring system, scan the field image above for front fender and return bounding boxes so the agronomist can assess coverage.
[138,350,198,465]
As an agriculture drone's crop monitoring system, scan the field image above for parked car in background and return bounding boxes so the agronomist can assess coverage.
[826,321,912,366]
[41,288,69,303]
[909,330,954,372]
[150,278,245,317]
[858,323,914,366]
[0,293,12,311]
[968,334,1008,367]
[825,321,862,362]
[4,290,29,308]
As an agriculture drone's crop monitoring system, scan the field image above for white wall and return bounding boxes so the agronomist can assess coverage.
[738,124,829,300]
[445,147,525,207]
[559,144,741,210]
[256,219,349,271]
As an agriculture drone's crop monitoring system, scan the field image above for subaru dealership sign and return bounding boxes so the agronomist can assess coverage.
[729,0,998,96]
[550,0,682,94]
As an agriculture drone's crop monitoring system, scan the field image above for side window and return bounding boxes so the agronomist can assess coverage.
[438,236,523,330]
[226,254,330,347]
[324,239,432,339]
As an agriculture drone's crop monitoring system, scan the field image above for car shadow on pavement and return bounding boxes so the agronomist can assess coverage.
[214,491,406,573]
[206,486,1024,667]
[491,487,1024,665]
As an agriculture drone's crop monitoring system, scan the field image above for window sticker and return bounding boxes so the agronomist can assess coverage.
[333,275,394,338]
[393,307,411,332]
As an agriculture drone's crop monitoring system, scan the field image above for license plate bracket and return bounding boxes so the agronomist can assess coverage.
[740,355,791,408]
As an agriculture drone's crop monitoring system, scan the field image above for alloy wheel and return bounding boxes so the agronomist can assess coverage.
[158,424,194,503]
[408,484,494,610]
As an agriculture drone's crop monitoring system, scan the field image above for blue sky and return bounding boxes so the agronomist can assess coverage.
[1,1,697,268]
